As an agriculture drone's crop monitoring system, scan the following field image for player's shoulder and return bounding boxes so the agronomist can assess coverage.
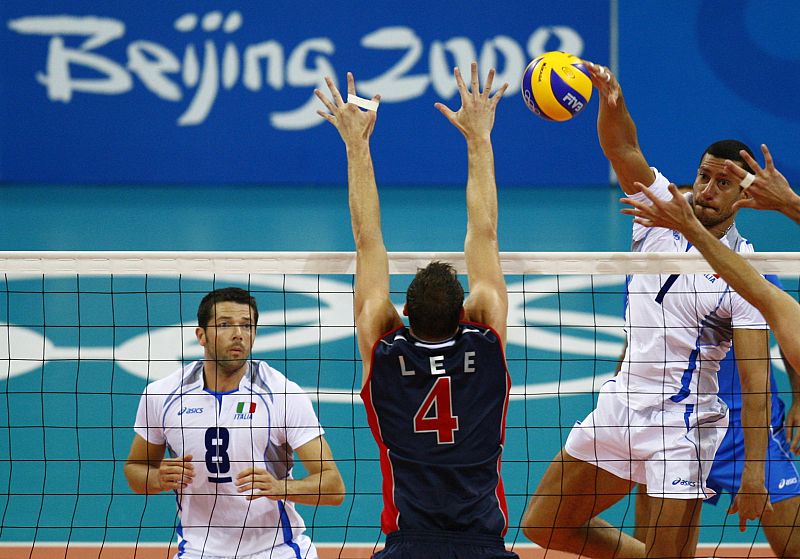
[460,322,501,344]
[246,360,305,399]
[143,361,204,398]
[631,168,687,248]
[724,224,754,254]
[374,325,410,349]
[629,167,671,200]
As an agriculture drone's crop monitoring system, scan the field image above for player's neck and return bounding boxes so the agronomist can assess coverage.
[705,218,734,240]
[408,325,459,343]
[203,363,247,393]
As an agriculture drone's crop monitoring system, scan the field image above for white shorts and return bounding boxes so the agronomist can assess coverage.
[175,536,317,559]
[564,379,729,499]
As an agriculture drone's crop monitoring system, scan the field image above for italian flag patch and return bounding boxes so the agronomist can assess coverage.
[237,402,256,414]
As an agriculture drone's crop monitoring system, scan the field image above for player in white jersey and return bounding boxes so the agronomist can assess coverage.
[523,63,773,558]
[623,143,800,375]
[124,288,345,559]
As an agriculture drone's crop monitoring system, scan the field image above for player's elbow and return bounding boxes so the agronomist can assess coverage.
[352,228,384,251]
[123,462,148,494]
[522,524,559,549]
[466,220,498,243]
[522,505,560,548]
[326,473,346,506]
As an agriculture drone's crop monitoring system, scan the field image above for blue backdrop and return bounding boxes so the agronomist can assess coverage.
[0,1,610,186]
[2,0,800,552]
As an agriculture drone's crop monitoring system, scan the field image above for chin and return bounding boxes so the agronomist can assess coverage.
[220,358,247,374]
[694,207,719,227]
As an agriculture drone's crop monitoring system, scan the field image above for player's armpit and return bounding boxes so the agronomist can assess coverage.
[464,284,507,346]
[356,298,402,379]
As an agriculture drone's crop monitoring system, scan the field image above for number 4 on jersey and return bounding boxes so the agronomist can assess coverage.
[414,377,459,444]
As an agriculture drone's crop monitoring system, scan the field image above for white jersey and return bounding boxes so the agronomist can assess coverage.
[620,170,769,411]
[134,360,323,558]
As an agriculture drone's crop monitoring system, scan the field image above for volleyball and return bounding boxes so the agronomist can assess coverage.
[521,51,593,121]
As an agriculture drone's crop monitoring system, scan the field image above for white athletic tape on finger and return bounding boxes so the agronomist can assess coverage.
[347,94,379,112]
[739,172,756,189]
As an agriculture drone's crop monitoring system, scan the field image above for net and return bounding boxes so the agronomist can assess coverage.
[0,251,798,559]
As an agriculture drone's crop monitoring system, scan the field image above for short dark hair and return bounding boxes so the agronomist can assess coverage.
[197,287,259,329]
[701,140,755,174]
[405,262,464,339]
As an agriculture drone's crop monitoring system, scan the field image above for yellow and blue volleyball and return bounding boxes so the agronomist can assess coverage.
[521,51,593,121]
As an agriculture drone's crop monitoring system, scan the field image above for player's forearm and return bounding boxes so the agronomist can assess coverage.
[124,462,163,494]
[783,192,800,224]
[346,141,384,250]
[597,92,639,168]
[466,136,498,235]
[284,467,345,506]
[739,363,771,479]
[740,399,769,483]
[783,349,800,407]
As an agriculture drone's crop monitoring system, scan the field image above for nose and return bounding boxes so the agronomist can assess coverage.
[699,178,718,199]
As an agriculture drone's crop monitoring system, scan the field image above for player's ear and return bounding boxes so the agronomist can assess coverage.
[402,303,409,317]
[459,307,466,321]
[196,327,207,347]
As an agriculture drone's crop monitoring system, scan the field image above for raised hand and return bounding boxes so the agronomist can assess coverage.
[315,72,380,146]
[158,454,194,492]
[584,61,621,109]
[727,144,798,214]
[620,182,703,235]
[435,62,508,141]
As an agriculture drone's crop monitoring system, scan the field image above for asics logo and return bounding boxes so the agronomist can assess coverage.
[672,477,698,487]
[177,407,203,416]
[779,477,798,489]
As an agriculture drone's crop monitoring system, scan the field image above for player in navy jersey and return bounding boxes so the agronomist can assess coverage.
[316,63,516,559]
[124,287,345,559]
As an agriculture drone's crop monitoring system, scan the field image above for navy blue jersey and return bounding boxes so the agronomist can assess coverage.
[361,323,511,537]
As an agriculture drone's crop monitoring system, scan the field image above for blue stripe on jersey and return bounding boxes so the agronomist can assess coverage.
[655,243,693,304]
[176,520,186,558]
[278,500,302,559]
[623,274,632,317]
[670,286,731,403]
[655,274,680,304]
[671,346,700,403]
[683,403,695,430]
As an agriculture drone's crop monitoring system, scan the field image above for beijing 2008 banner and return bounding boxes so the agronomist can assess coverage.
[0,1,611,186]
